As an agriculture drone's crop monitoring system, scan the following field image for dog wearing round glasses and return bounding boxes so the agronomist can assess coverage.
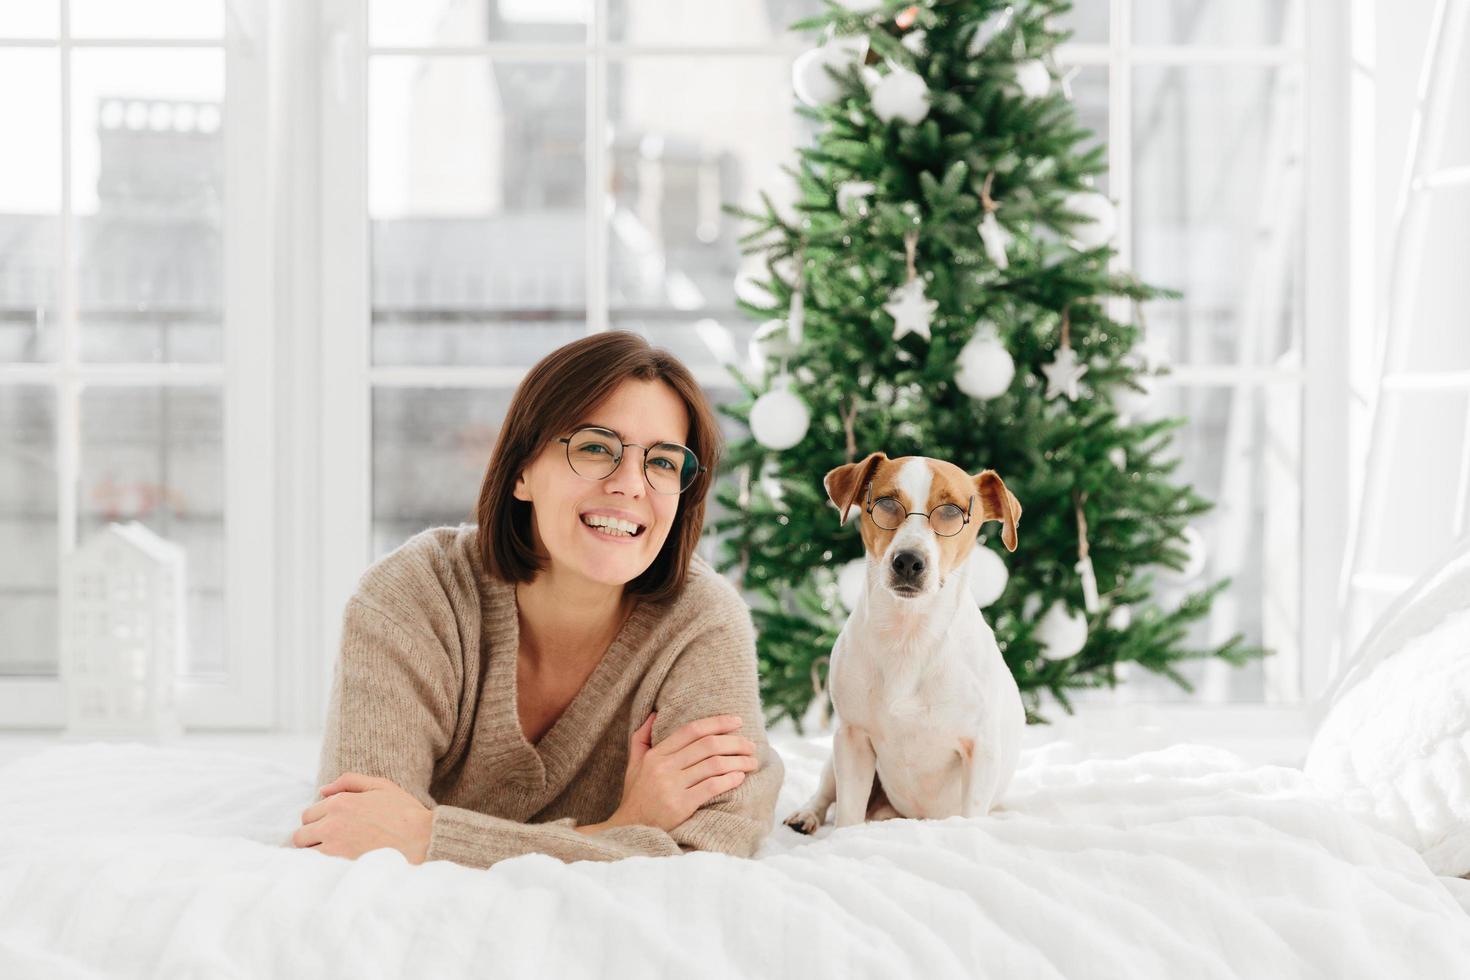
[785,451,1026,832]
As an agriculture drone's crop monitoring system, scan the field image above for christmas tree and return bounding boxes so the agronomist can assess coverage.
[711,0,1270,729]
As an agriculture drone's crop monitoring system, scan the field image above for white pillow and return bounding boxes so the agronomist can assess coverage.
[1304,604,1470,877]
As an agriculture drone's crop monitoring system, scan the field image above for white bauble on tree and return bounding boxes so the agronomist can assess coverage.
[1015,59,1051,98]
[749,374,810,450]
[838,558,867,611]
[1108,604,1133,630]
[965,545,1009,608]
[870,66,931,125]
[1036,601,1088,660]
[1062,190,1117,250]
[792,35,868,107]
[955,324,1016,400]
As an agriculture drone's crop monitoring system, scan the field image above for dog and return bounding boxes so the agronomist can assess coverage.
[785,451,1026,832]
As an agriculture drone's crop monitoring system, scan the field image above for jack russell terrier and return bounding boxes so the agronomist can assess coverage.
[785,451,1026,833]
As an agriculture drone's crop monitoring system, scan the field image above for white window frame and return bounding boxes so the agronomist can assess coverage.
[303,0,1349,733]
[0,0,276,729]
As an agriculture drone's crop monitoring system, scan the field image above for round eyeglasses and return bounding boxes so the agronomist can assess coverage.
[865,483,973,536]
[557,426,705,495]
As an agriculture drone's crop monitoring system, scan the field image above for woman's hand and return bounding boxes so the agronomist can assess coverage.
[292,772,434,864]
[610,712,760,833]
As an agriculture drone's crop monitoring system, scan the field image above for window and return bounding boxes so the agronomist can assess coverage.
[319,0,1324,722]
[0,0,273,727]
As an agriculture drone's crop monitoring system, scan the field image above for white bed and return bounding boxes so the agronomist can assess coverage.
[2,724,1468,980]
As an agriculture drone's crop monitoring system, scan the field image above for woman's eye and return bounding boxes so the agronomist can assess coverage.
[577,443,610,455]
[649,457,676,471]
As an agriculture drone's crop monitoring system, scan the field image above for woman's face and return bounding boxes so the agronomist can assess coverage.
[512,378,692,590]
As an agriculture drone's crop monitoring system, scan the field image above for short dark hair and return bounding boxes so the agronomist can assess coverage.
[475,330,723,604]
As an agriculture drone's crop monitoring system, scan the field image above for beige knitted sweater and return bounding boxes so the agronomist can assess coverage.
[315,524,785,870]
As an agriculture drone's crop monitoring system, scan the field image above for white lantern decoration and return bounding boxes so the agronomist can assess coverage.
[955,325,1016,400]
[870,66,931,125]
[1036,601,1088,660]
[838,558,867,611]
[965,545,1009,608]
[793,35,869,107]
[750,373,810,450]
[1061,190,1117,250]
[60,521,187,740]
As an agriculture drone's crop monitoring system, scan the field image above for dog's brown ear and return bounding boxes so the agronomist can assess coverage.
[824,452,887,527]
[974,469,1021,552]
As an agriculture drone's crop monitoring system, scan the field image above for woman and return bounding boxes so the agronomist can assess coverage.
[292,331,785,869]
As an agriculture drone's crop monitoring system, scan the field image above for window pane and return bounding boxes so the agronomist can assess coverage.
[0,2,58,38]
[372,388,511,558]
[1054,2,1108,44]
[0,387,57,676]
[1073,382,1302,705]
[607,56,804,333]
[0,49,61,362]
[370,57,586,367]
[1132,0,1303,46]
[1071,65,1109,196]
[371,0,588,45]
[71,50,225,363]
[1132,64,1303,368]
[70,0,223,39]
[1399,190,1470,373]
[609,0,823,45]
[79,387,225,676]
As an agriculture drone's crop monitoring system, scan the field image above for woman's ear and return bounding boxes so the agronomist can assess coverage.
[512,470,531,502]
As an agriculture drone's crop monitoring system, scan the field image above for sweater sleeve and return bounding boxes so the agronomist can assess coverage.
[316,597,458,810]
[649,608,786,859]
[427,605,786,869]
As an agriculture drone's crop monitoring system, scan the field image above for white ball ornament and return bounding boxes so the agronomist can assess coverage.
[792,36,868,107]
[1108,604,1133,630]
[870,66,931,125]
[749,374,810,450]
[1015,59,1052,99]
[955,326,1016,400]
[965,546,1009,608]
[838,559,867,611]
[1062,190,1117,250]
[1037,601,1088,660]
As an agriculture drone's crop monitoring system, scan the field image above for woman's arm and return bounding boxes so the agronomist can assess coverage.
[643,610,786,858]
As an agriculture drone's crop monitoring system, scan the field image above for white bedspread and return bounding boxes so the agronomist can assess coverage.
[2,732,1469,979]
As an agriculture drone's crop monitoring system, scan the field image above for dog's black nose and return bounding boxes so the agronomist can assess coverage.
[891,550,925,582]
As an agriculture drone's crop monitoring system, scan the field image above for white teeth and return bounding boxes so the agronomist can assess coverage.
[581,514,642,535]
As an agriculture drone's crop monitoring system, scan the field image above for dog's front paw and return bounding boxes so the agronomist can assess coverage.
[783,808,823,835]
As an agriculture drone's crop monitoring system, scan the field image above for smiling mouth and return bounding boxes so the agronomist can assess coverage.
[889,584,921,598]
[581,518,647,540]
